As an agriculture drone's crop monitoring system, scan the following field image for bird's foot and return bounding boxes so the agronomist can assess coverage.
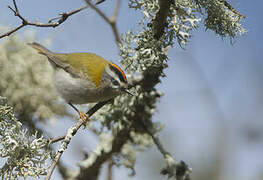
[78,111,89,128]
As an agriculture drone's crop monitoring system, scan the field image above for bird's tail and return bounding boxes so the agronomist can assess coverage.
[27,42,52,56]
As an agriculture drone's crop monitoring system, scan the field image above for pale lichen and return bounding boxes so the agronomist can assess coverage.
[0,98,50,179]
[196,0,246,38]
[87,0,245,177]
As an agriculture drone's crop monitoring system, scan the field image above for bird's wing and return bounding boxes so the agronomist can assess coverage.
[46,53,82,78]
[60,53,109,86]
[28,42,82,78]
[28,42,109,82]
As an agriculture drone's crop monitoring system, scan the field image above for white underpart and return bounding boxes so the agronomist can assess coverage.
[53,69,100,104]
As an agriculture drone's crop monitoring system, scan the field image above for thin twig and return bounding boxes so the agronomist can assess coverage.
[45,100,111,180]
[1,24,25,38]
[107,158,114,180]
[57,161,71,179]
[12,0,19,12]
[45,118,84,180]
[49,135,65,144]
[84,0,121,45]
[0,0,88,39]
[111,0,121,22]
[142,122,192,179]
[48,5,88,23]
[145,125,169,156]
[49,100,111,144]
[95,0,106,5]
[223,0,245,18]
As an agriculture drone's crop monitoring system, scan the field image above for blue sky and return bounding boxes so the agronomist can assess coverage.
[0,0,263,180]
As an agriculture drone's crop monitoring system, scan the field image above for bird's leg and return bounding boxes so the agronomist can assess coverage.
[68,102,89,128]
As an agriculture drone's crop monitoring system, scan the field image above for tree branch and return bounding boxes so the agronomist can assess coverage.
[153,0,173,40]
[222,0,245,18]
[49,135,65,144]
[0,0,88,39]
[74,127,131,180]
[84,0,121,45]
[49,100,111,144]
[45,100,112,180]
[107,158,113,180]
[95,0,106,5]
[57,161,73,179]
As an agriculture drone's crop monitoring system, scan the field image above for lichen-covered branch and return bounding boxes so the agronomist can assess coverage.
[45,100,111,180]
[75,128,131,180]
[153,0,173,40]
[195,0,246,38]
[45,119,84,180]
[221,0,245,18]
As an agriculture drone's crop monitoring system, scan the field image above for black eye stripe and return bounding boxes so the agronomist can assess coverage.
[112,79,120,86]
[109,63,127,83]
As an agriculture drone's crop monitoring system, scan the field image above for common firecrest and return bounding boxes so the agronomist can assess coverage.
[28,42,131,124]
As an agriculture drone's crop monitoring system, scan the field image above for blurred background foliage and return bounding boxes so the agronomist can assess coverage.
[0,30,71,129]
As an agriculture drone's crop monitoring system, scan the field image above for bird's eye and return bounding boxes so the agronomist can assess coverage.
[112,79,119,86]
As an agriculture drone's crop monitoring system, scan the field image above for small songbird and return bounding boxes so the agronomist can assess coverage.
[28,42,131,125]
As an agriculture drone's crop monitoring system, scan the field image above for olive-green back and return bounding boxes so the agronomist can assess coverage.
[54,53,109,87]
[28,42,109,87]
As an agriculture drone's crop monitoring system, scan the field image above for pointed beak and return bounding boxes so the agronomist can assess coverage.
[120,82,133,96]
[123,89,133,96]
